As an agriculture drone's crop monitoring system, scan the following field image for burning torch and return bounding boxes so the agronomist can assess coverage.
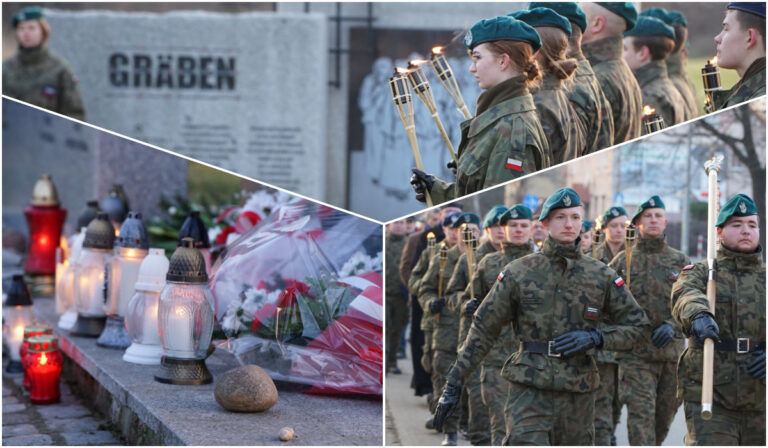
[436,241,449,323]
[407,59,458,164]
[702,57,721,114]
[427,232,437,260]
[624,220,637,289]
[642,105,664,134]
[429,46,472,120]
[461,224,478,305]
[592,218,604,260]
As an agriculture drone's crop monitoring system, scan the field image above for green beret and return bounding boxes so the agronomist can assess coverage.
[640,7,673,25]
[632,195,666,223]
[510,7,572,37]
[464,15,542,52]
[451,212,481,229]
[716,194,758,227]
[529,2,587,33]
[482,205,508,228]
[580,220,593,233]
[728,2,766,18]
[442,211,462,228]
[500,204,534,224]
[539,188,582,221]
[601,206,628,226]
[11,6,43,28]
[596,2,638,31]
[624,16,676,40]
[667,11,688,27]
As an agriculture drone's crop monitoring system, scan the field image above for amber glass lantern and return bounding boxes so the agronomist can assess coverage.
[124,248,169,365]
[24,174,67,295]
[57,227,86,330]
[155,238,215,385]
[98,212,149,348]
[178,211,212,274]
[4,275,36,373]
[21,324,53,390]
[71,213,115,337]
[23,335,63,405]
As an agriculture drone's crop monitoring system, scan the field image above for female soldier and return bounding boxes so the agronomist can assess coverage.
[3,6,85,120]
[512,7,586,164]
[410,16,550,205]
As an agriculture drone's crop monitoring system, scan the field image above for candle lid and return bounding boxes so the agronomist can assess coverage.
[77,200,100,230]
[115,212,150,249]
[83,212,116,249]
[100,186,128,225]
[30,174,61,207]
[177,211,210,249]
[135,248,169,291]
[24,324,52,339]
[27,335,59,353]
[6,275,33,306]
[167,238,208,283]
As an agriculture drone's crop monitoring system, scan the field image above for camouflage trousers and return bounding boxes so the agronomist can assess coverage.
[481,364,509,445]
[433,350,461,433]
[683,401,765,446]
[503,383,595,445]
[385,297,409,368]
[594,361,621,445]
[461,367,492,445]
[618,359,681,445]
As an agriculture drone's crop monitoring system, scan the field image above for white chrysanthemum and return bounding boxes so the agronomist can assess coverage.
[339,251,377,277]
[221,297,244,333]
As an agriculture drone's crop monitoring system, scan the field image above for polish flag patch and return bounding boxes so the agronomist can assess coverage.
[497,271,505,281]
[614,277,625,287]
[506,158,522,171]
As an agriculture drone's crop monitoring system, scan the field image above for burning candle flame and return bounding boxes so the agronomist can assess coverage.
[14,326,24,338]
[642,105,656,116]
[709,56,718,66]
[432,46,444,55]
[40,352,48,365]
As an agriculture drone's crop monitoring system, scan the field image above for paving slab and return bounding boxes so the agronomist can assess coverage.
[35,403,92,420]
[2,424,39,437]
[2,434,53,445]
[60,431,119,445]
[1,412,36,425]
[35,297,382,445]
[44,417,103,433]
[2,403,26,414]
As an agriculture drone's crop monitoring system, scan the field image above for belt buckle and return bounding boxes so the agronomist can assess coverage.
[548,341,561,358]
[737,338,750,354]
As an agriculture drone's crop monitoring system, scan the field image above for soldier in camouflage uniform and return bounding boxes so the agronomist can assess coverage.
[580,220,593,254]
[433,188,650,445]
[3,6,85,120]
[466,204,534,445]
[512,8,586,165]
[581,2,643,144]
[712,3,766,110]
[411,16,550,205]
[419,212,466,445]
[609,196,691,445]
[444,212,493,445]
[592,205,629,445]
[671,193,765,445]
[386,220,411,375]
[623,17,686,132]
[530,2,614,155]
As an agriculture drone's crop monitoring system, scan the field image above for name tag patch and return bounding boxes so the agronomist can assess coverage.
[584,306,599,320]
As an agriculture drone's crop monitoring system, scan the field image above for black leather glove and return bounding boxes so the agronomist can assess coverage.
[429,297,445,314]
[463,298,480,316]
[433,381,461,432]
[651,323,675,348]
[748,350,765,381]
[690,312,721,345]
[410,169,435,203]
[447,160,457,176]
[552,329,603,358]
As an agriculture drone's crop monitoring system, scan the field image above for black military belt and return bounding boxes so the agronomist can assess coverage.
[691,338,766,353]
[522,341,561,357]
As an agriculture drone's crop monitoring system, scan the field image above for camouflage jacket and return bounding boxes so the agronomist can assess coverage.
[566,59,615,155]
[713,57,766,110]
[634,60,686,133]
[411,247,434,331]
[671,244,765,412]
[594,240,624,266]
[446,236,650,393]
[666,52,699,120]
[430,77,550,204]
[532,72,586,165]
[3,45,85,120]
[583,36,643,144]
[609,236,690,362]
[469,240,534,368]
[386,232,408,299]
[419,245,462,352]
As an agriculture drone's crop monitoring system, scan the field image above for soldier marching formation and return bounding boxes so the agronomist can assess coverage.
[386,190,765,446]
[409,2,766,205]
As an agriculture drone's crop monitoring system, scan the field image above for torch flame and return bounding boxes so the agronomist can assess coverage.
[709,56,718,66]
[536,241,543,248]
[409,59,429,66]
[625,219,632,227]
[440,241,446,248]
[427,232,435,239]
[396,67,410,75]
[432,46,444,55]
[642,105,656,116]
[40,352,48,365]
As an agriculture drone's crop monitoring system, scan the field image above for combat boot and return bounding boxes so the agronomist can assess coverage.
[441,432,457,446]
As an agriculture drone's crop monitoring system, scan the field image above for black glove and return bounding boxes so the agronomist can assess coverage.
[651,323,675,348]
[433,381,461,432]
[463,298,480,316]
[552,329,603,358]
[429,297,445,314]
[690,312,721,345]
[410,169,435,203]
[748,350,765,381]
[447,160,457,176]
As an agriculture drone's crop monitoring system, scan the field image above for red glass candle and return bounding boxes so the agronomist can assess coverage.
[24,335,63,405]
[24,175,67,276]
[21,325,53,390]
